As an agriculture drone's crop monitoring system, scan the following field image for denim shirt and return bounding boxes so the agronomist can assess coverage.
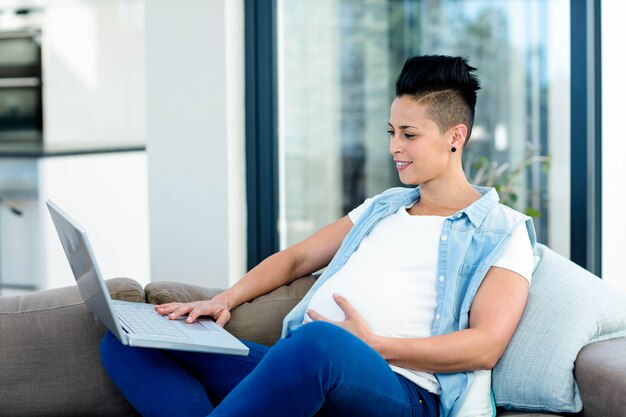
[281,185,536,417]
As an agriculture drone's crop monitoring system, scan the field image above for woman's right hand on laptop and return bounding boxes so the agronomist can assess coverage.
[155,294,232,327]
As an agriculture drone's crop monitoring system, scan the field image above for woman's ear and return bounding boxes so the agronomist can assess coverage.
[450,124,468,150]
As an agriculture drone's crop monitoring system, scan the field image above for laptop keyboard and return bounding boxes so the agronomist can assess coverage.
[115,303,188,339]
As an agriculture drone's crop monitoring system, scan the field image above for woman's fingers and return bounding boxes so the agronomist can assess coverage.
[332,293,356,318]
[214,310,231,327]
[186,304,215,323]
[154,300,231,325]
[169,304,195,320]
[155,303,181,314]
[306,309,333,323]
[167,302,227,324]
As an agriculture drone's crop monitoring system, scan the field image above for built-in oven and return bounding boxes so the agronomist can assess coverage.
[0,28,43,143]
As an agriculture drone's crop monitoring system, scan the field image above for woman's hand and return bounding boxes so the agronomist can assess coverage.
[307,293,375,346]
[155,295,232,327]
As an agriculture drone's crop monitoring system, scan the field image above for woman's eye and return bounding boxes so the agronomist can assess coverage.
[404,134,415,139]
[387,130,394,136]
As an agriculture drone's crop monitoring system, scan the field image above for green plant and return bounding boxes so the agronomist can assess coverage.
[464,145,551,218]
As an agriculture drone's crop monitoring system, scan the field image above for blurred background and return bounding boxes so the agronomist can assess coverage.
[0,0,623,296]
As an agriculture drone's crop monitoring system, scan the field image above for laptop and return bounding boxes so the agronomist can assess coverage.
[46,199,249,356]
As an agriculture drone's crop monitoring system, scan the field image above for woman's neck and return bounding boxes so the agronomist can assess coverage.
[409,179,481,217]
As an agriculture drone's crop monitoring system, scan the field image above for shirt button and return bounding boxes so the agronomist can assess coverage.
[441,235,448,241]
[439,275,445,282]
[456,213,462,218]
[435,314,441,320]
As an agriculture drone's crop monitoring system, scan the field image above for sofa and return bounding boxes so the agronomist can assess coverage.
[1,244,625,417]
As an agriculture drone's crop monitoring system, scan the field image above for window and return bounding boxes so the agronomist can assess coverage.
[277,0,571,256]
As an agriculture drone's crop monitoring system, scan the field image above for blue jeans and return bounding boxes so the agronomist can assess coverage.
[100,321,439,417]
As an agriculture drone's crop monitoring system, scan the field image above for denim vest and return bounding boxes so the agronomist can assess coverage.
[281,185,536,417]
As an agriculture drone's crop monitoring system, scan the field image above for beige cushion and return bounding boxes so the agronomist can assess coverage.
[0,278,143,417]
[145,275,317,346]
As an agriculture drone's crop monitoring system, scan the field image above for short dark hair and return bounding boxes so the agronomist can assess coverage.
[395,55,481,142]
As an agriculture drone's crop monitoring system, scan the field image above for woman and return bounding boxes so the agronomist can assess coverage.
[101,55,535,417]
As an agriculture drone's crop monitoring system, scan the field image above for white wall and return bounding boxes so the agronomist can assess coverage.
[145,0,246,289]
[602,2,626,293]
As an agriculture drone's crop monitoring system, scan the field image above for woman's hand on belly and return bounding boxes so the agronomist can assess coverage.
[307,293,375,347]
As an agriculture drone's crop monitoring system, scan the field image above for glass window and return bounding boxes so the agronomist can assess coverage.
[278,0,570,257]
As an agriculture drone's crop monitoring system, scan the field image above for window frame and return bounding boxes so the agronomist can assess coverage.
[244,0,279,270]
[570,0,602,274]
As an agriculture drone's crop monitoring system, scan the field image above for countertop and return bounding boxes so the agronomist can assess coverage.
[0,141,146,158]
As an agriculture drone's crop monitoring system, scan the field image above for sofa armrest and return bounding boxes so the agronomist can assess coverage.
[574,337,626,417]
[0,278,143,416]
[145,275,317,345]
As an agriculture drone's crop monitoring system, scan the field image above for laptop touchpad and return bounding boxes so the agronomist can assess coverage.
[176,319,218,332]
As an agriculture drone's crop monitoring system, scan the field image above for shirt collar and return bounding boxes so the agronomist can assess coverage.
[378,185,500,228]
[461,186,500,228]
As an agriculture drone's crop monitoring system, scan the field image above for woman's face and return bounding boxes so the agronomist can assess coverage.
[388,95,452,186]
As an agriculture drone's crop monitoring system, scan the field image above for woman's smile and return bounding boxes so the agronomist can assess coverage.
[395,160,413,171]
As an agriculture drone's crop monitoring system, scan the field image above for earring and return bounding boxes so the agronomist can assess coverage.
[451,147,457,152]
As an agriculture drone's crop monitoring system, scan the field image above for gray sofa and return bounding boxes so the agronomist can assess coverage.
[0,275,624,417]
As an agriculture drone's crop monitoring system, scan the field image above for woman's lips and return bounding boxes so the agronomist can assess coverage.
[395,161,413,171]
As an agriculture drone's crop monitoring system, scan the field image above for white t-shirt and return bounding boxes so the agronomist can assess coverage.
[304,196,534,415]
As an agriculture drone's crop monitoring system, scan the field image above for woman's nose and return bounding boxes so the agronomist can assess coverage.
[389,134,401,154]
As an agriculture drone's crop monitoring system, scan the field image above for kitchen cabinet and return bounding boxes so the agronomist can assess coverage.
[0,146,149,295]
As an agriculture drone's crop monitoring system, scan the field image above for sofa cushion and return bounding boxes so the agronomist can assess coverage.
[144,281,224,305]
[492,244,626,414]
[146,275,317,346]
[0,278,143,417]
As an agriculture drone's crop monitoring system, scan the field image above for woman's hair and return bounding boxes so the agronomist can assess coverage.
[395,55,481,142]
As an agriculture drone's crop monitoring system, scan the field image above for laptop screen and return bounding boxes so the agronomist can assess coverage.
[46,200,125,340]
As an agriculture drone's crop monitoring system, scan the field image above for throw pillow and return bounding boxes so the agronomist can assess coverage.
[492,243,626,413]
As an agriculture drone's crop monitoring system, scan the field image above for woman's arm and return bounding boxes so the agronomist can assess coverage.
[223,215,353,309]
[309,266,529,372]
[158,215,353,324]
